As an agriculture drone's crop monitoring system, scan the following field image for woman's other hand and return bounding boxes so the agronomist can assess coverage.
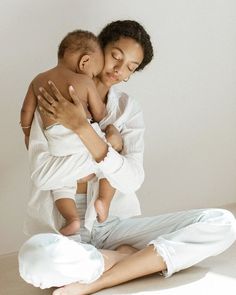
[105,124,123,153]
[38,81,87,132]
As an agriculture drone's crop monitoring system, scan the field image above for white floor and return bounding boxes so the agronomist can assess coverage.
[1,203,236,295]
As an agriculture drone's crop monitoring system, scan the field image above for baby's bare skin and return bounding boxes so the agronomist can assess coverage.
[32,67,93,128]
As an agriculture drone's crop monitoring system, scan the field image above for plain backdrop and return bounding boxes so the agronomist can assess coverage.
[0,0,235,255]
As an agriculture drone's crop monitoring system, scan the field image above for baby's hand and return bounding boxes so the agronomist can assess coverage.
[105,124,123,153]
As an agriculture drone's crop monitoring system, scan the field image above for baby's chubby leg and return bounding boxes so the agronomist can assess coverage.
[55,198,80,236]
[94,124,123,223]
[95,179,115,223]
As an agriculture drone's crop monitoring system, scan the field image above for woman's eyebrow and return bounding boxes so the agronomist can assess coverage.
[113,47,140,65]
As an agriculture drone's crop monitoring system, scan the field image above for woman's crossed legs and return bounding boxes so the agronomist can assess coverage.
[19,208,236,294]
[52,208,236,294]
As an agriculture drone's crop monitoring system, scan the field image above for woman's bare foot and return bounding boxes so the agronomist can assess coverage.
[52,282,90,295]
[60,218,80,236]
[94,197,110,223]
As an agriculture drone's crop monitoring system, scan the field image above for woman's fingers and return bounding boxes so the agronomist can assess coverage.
[38,95,56,114]
[38,87,55,104]
[38,104,56,120]
[48,80,65,102]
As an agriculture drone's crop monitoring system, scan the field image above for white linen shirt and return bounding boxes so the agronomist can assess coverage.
[24,86,145,235]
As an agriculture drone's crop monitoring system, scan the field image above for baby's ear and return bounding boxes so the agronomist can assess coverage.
[78,54,90,72]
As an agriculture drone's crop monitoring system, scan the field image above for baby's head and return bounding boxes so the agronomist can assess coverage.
[58,30,104,78]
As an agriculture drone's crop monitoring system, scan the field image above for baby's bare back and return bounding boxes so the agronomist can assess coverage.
[32,67,90,128]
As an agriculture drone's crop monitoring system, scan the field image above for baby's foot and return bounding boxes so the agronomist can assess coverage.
[94,197,110,223]
[60,218,80,236]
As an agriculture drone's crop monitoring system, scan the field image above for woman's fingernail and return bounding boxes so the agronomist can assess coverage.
[39,87,43,92]
[37,95,41,100]
[69,85,74,91]
[48,80,52,85]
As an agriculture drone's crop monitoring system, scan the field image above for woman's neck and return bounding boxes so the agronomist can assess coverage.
[93,77,110,103]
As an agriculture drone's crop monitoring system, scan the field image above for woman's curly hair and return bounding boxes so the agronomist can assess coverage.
[98,20,154,71]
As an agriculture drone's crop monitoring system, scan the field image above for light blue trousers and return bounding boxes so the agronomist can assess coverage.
[19,195,236,289]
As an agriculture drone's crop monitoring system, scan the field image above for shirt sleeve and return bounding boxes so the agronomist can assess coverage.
[96,96,145,193]
[52,186,77,202]
[28,111,97,190]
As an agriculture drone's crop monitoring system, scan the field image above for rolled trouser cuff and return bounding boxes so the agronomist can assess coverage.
[148,240,174,278]
[18,233,104,289]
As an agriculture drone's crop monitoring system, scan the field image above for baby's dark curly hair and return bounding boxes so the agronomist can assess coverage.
[58,30,99,59]
[98,20,153,71]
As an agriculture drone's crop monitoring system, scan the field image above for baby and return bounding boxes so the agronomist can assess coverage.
[20,30,122,235]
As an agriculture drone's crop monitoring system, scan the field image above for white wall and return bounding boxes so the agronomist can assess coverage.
[0,0,235,255]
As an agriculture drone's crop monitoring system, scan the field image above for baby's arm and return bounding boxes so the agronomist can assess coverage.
[86,79,107,122]
[20,83,37,148]
[105,124,123,153]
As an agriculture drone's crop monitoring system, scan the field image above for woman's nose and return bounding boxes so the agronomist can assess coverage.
[114,67,121,75]
[114,62,124,76]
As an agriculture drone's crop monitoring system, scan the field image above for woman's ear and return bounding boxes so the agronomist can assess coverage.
[78,55,90,72]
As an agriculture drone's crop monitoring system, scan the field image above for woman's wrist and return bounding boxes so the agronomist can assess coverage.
[74,121,109,163]
[72,119,90,135]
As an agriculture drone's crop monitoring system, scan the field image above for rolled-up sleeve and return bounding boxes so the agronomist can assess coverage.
[52,186,77,202]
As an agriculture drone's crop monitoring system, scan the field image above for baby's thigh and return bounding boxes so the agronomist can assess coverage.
[18,233,104,289]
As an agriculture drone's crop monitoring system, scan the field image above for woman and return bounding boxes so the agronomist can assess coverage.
[19,20,236,295]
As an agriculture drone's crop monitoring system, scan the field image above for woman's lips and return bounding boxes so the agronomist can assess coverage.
[106,73,119,82]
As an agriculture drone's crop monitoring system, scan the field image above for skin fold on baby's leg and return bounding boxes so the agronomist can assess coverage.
[55,198,80,236]
[94,178,115,223]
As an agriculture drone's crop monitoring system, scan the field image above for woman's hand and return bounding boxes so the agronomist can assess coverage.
[105,124,123,152]
[38,81,88,132]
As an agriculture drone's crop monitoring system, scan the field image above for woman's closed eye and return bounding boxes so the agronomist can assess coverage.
[128,66,136,72]
[112,53,122,61]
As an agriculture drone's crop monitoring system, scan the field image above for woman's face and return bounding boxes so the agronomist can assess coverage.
[98,37,144,87]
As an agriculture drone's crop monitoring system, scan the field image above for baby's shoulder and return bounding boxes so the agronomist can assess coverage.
[66,72,95,90]
[31,68,57,86]
[66,71,91,82]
